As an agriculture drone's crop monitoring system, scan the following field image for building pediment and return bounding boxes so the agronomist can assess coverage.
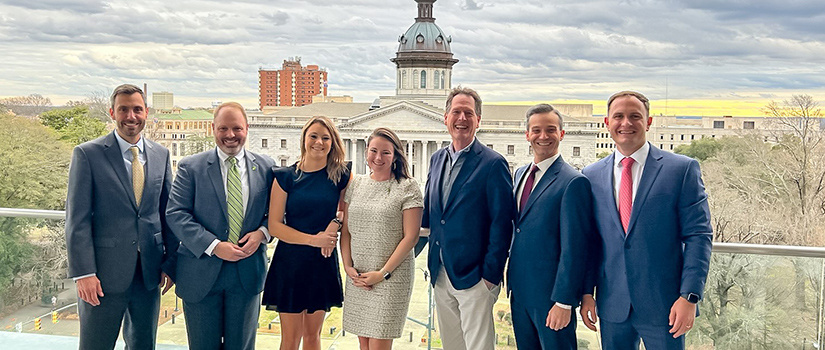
[337,100,445,132]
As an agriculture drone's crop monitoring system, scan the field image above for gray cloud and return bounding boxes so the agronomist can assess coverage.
[0,0,823,108]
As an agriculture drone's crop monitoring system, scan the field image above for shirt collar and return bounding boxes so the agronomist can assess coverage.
[532,153,560,173]
[216,147,245,165]
[114,131,144,155]
[447,137,476,158]
[613,142,650,169]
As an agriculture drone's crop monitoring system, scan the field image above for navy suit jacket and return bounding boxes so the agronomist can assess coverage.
[66,131,177,293]
[507,156,594,308]
[166,149,275,303]
[582,143,712,325]
[422,140,514,289]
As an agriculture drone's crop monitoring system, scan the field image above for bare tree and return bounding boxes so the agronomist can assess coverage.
[0,94,53,116]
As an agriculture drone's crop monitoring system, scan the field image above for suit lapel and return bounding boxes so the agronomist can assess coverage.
[519,156,563,222]
[141,140,162,210]
[443,143,481,215]
[626,145,663,235]
[430,149,448,213]
[103,132,138,211]
[244,152,262,224]
[599,153,625,239]
[207,150,229,224]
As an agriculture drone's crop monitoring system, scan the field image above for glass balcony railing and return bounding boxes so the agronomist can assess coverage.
[1,207,823,349]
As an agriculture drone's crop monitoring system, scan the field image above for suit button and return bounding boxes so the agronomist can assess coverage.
[440,220,446,225]
[131,240,137,245]
[435,241,440,246]
[516,228,521,233]
[137,214,141,218]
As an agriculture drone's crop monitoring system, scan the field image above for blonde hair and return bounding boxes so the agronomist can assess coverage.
[299,116,347,184]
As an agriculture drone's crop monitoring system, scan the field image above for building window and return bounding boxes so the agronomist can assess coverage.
[172,160,177,168]
[486,144,494,150]
[280,159,287,167]
[573,147,581,157]
[743,121,755,129]
[441,71,445,89]
[281,139,287,149]
[172,143,178,156]
[420,70,426,89]
[713,121,724,129]
[402,71,407,89]
[680,134,684,141]
[670,144,674,150]
[434,70,440,90]
[413,70,419,88]
[262,139,268,148]
[691,135,695,140]
[670,134,674,140]
[507,145,514,155]
[528,145,533,155]
[660,134,664,140]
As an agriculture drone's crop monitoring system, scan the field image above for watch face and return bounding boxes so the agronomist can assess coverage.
[686,293,700,303]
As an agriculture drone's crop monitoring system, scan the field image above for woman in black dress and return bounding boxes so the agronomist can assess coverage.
[262,116,349,350]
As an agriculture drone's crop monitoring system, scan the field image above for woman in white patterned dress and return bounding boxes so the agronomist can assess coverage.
[340,127,423,350]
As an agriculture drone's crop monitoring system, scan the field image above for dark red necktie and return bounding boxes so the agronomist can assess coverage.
[519,165,539,213]
[619,157,635,233]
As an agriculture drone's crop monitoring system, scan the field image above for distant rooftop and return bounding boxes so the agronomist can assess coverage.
[152,109,213,120]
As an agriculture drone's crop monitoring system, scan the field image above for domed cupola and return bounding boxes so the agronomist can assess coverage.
[391,0,458,97]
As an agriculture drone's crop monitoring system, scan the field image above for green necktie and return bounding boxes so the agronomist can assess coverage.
[226,156,244,244]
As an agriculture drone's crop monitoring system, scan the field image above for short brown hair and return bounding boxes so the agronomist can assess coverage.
[607,90,650,116]
[445,86,482,116]
[110,84,146,109]
[213,102,248,124]
[525,103,563,131]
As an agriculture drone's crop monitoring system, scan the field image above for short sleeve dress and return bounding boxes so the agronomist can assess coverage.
[342,175,423,339]
[261,164,350,313]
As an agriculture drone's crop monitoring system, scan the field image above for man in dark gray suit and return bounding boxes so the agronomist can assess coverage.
[66,84,177,350]
[166,102,275,350]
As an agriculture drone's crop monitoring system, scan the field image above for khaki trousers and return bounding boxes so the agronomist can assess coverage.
[434,266,500,350]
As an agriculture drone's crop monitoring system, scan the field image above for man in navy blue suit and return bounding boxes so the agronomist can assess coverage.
[507,104,594,349]
[580,91,713,349]
[422,87,514,350]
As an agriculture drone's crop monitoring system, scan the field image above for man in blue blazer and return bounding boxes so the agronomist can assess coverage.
[422,87,514,350]
[580,91,712,349]
[66,84,177,350]
[508,104,594,349]
[166,102,275,350]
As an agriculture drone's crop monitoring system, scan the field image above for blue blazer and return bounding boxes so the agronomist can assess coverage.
[166,149,275,303]
[582,143,712,325]
[66,131,177,293]
[422,140,514,289]
[507,156,594,308]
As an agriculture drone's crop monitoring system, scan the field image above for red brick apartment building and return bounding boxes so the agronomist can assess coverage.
[258,57,328,109]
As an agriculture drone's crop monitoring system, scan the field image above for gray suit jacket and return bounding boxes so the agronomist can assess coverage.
[166,148,275,303]
[65,131,177,294]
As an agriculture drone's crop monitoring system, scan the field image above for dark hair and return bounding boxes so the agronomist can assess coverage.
[445,86,482,116]
[110,84,146,110]
[607,90,650,116]
[367,127,411,182]
[525,103,564,131]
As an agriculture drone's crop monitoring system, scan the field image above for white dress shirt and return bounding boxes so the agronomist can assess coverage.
[204,148,269,256]
[612,142,650,211]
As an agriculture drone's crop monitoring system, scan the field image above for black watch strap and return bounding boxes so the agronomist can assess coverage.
[681,293,700,304]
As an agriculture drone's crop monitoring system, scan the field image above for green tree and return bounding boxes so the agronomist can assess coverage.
[182,134,215,156]
[0,112,71,310]
[674,137,722,161]
[39,106,107,146]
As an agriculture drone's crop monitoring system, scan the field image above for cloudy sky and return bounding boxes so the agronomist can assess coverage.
[1,0,824,115]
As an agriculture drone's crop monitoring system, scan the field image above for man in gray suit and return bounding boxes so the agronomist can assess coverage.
[65,84,177,350]
[166,102,275,350]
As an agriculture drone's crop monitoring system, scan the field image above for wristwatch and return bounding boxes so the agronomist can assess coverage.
[382,269,392,280]
[681,293,700,304]
[331,218,343,231]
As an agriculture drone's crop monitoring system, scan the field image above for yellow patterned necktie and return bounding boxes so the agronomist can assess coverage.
[130,146,144,206]
[226,156,244,244]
